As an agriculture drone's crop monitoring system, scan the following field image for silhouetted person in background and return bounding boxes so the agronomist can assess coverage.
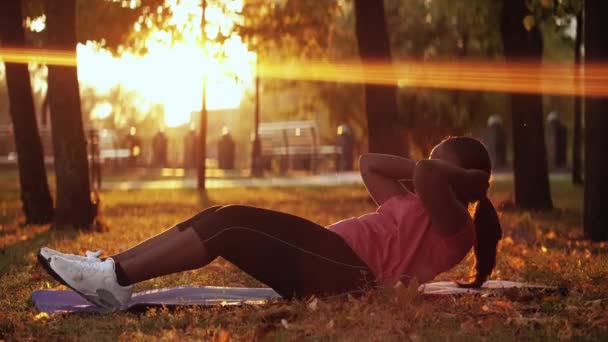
[183,125,199,169]
[546,111,568,169]
[336,124,354,171]
[152,129,168,167]
[486,115,507,169]
[218,126,235,170]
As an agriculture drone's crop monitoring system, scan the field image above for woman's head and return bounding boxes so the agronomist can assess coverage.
[430,136,492,174]
[431,136,502,288]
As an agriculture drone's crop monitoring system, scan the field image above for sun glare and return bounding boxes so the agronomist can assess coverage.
[4,0,607,115]
[91,102,113,119]
[84,0,253,127]
[17,0,254,128]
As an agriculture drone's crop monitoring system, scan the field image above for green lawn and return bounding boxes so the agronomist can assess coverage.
[1,179,607,341]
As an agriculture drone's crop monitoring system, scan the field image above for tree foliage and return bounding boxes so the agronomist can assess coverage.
[385,0,504,156]
[237,0,341,58]
[23,0,166,52]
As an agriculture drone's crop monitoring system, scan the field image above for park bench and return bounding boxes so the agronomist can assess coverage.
[258,120,340,173]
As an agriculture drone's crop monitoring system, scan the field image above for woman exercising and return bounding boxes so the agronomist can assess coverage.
[39,136,502,311]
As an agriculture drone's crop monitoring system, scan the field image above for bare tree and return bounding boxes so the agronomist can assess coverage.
[583,0,608,241]
[45,0,97,228]
[500,0,553,210]
[0,0,53,224]
[572,10,583,185]
[353,0,409,156]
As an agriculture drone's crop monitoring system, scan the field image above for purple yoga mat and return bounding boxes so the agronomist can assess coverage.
[32,286,282,314]
[32,281,564,314]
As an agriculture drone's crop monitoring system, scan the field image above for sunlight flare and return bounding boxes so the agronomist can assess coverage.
[0,0,252,128]
[4,47,607,99]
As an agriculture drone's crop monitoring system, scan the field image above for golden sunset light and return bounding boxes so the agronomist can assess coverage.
[83,0,254,127]
[3,0,608,339]
[2,0,255,127]
[4,46,608,100]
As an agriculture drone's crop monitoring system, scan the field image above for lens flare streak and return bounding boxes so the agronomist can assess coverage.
[2,48,608,97]
[257,60,608,98]
[1,48,76,67]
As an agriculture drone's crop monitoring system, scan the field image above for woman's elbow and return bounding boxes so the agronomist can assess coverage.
[413,160,438,184]
[414,159,434,174]
[359,154,371,171]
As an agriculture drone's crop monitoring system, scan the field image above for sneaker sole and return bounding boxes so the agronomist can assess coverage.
[37,253,122,312]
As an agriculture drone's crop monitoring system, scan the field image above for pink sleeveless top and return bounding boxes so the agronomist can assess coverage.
[328,192,475,286]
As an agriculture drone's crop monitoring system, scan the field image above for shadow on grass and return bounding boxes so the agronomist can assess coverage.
[0,228,80,275]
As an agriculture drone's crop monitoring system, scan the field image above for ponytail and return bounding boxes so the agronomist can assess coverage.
[433,136,502,288]
[458,196,502,288]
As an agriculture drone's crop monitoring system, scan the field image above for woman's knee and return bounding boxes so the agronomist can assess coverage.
[177,205,224,231]
[186,205,256,240]
[212,205,257,221]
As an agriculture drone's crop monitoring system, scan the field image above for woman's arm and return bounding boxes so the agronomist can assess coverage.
[414,159,489,236]
[417,159,489,202]
[359,153,417,206]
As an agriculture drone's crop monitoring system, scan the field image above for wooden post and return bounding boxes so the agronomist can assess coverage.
[310,126,318,173]
[198,0,208,190]
[282,128,289,174]
[251,60,263,176]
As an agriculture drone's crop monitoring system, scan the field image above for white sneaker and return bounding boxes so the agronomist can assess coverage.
[39,247,102,263]
[38,248,103,287]
[47,255,133,311]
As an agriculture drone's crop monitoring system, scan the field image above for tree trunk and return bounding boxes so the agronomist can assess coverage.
[583,0,608,241]
[198,0,208,190]
[45,0,97,228]
[353,0,408,157]
[572,11,583,185]
[0,0,54,224]
[499,0,553,210]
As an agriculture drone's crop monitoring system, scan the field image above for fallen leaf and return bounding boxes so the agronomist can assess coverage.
[308,297,318,311]
[33,312,50,321]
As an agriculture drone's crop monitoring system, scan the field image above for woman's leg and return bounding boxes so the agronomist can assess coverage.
[198,205,374,298]
[112,205,374,298]
[112,205,222,261]
[111,205,223,286]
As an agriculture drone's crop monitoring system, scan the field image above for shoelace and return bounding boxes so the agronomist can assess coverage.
[71,259,110,287]
[62,256,113,279]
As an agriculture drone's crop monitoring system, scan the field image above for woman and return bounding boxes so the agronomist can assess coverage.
[39,136,502,311]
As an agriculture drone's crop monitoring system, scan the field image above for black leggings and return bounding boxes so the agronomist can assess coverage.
[176,205,375,299]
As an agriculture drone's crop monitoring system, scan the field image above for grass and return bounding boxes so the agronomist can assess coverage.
[1,178,608,341]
